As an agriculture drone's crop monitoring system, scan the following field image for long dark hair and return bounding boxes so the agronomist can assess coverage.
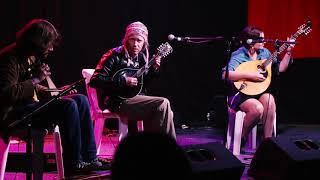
[16,19,60,53]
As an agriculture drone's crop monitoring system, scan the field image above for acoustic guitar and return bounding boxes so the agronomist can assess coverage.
[112,42,173,99]
[234,20,312,96]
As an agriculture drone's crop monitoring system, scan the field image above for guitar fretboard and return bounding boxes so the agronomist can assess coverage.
[133,42,172,77]
[261,22,310,68]
[134,55,158,78]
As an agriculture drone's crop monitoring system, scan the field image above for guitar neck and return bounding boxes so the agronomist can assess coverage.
[134,55,157,77]
[262,31,299,68]
[133,42,173,77]
[46,76,59,96]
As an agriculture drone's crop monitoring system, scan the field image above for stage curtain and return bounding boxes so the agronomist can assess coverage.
[248,0,320,58]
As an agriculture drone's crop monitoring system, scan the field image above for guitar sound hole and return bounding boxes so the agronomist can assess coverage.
[257,65,265,71]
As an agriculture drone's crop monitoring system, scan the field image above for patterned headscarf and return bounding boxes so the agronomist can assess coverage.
[122,21,148,45]
[122,21,149,61]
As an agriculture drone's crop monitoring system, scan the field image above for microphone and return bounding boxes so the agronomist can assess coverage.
[246,38,265,44]
[168,34,225,42]
[168,34,189,41]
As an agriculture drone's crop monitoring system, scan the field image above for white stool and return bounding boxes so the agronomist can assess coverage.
[225,107,277,155]
[0,125,64,180]
[82,68,143,154]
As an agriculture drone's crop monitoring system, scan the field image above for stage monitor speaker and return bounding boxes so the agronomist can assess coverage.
[182,142,245,180]
[248,136,320,180]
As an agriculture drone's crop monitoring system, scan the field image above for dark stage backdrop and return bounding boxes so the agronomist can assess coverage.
[1,0,318,126]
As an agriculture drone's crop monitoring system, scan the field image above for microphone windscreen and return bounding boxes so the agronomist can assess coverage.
[168,34,175,41]
[246,39,253,44]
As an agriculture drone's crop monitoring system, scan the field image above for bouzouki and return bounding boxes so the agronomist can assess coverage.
[234,20,312,96]
[112,42,173,99]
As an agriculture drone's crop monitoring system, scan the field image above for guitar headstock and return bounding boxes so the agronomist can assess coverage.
[298,20,312,36]
[157,42,173,58]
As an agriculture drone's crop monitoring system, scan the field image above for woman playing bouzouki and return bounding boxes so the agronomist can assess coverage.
[221,26,295,146]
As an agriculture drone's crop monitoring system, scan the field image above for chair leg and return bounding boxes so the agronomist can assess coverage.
[94,117,105,155]
[273,113,277,137]
[31,129,47,180]
[137,120,144,132]
[226,110,235,150]
[54,126,64,179]
[248,125,257,150]
[233,111,245,155]
[0,137,10,180]
[118,117,128,141]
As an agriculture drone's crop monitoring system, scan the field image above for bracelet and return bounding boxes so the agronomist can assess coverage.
[286,52,292,56]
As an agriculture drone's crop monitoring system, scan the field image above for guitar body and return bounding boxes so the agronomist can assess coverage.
[112,68,144,99]
[233,59,272,96]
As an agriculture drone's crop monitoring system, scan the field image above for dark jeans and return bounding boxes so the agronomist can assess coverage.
[11,94,97,168]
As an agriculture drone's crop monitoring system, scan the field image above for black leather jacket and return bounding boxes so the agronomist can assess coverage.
[89,46,159,111]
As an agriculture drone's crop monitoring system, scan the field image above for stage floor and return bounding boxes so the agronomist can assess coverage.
[4,123,320,180]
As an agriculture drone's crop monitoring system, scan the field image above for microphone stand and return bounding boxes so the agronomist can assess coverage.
[263,39,297,44]
[184,36,225,43]
[224,37,236,85]
[7,77,85,180]
[172,35,233,83]
[223,36,243,91]
[222,37,239,145]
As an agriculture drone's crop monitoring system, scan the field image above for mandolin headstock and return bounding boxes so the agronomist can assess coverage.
[157,42,173,58]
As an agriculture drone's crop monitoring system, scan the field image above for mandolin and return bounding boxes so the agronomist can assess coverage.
[112,42,173,99]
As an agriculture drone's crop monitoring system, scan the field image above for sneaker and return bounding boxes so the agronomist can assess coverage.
[181,124,189,129]
[97,157,112,166]
[72,160,109,172]
[64,162,92,177]
[73,161,97,172]
[90,157,111,170]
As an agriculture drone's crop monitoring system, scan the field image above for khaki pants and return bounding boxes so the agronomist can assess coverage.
[119,95,176,140]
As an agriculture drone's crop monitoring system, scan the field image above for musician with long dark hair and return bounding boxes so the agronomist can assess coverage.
[221,26,295,147]
[0,19,109,176]
[89,21,176,139]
